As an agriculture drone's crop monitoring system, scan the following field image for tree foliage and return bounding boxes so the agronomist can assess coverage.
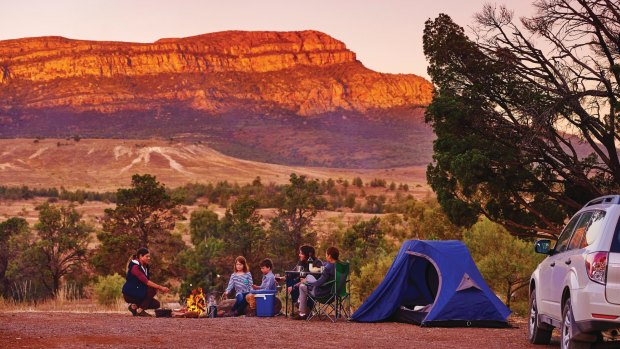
[424,1,620,238]
[220,196,266,271]
[14,203,92,296]
[0,217,28,297]
[269,174,326,266]
[464,218,544,308]
[92,174,185,278]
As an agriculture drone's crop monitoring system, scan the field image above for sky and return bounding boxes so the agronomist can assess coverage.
[0,0,537,79]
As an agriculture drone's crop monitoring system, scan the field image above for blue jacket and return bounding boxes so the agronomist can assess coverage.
[122,260,149,299]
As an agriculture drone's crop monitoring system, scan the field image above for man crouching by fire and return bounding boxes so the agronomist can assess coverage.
[122,247,170,317]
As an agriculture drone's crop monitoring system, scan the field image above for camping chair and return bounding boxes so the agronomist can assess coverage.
[307,261,350,322]
[335,261,351,320]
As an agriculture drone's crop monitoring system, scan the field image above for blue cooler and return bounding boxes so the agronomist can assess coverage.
[251,290,276,317]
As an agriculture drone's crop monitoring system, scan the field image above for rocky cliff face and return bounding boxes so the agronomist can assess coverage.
[0,31,434,168]
[0,30,431,116]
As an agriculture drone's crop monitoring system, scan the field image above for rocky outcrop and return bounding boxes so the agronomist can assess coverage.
[0,30,432,116]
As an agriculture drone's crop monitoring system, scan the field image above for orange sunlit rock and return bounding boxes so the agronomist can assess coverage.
[0,30,432,116]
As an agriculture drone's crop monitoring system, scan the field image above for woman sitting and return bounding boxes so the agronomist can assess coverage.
[287,245,323,310]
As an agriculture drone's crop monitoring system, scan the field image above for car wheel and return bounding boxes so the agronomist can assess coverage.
[528,290,552,344]
[561,298,591,349]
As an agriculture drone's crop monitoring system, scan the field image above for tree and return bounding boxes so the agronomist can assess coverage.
[189,208,220,245]
[178,237,225,300]
[30,203,92,296]
[269,174,326,264]
[92,174,185,277]
[423,1,620,238]
[342,217,388,274]
[0,217,28,297]
[220,196,266,265]
[464,218,544,308]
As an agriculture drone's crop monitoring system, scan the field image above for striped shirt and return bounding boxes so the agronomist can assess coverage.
[226,272,253,295]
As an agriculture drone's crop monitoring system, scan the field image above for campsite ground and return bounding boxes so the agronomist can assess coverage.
[0,312,559,348]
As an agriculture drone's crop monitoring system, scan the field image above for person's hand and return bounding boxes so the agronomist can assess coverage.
[160,286,170,293]
[251,285,259,290]
[287,286,292,294]
[223,291,228,298]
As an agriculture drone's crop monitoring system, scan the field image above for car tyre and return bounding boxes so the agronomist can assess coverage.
[561,298,591,349]
[528,290,552,344]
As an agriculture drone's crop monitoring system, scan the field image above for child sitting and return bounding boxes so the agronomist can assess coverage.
[223,256,253,317]
[245,258,277,313]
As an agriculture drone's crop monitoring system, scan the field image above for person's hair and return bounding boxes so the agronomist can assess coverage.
[299,245,316,260]
[234,256,249,272]
[134,247,149,259]
[259,258,273,269]
[326,247,340,261]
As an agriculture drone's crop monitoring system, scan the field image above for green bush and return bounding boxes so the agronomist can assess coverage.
[94,273,125,305]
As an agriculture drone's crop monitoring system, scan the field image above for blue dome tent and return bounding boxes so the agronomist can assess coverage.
[351,240,511,327]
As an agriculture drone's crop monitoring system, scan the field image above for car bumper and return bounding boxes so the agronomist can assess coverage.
[575,319,620,333]
[572,284,620,338]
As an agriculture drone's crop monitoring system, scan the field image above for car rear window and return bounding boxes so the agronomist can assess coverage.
[610,215,620,253]
[555,214,581,253]
[584,210,606,246]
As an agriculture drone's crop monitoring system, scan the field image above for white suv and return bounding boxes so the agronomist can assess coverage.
[529,195,620,348]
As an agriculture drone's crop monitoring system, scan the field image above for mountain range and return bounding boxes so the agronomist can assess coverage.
[0,30,434,168]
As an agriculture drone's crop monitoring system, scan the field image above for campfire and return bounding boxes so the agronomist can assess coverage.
[186,288,206,315]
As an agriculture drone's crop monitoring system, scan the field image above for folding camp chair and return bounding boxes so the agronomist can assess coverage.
[307,261,350,322]
[335,261,351,320]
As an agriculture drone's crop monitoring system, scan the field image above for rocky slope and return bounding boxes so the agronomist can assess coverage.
[0,31,434,168]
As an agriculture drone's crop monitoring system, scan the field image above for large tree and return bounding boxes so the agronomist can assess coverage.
[423,1,620,238]
[269,173,326,266]
[92,174,185,277]
[29,203,92,296]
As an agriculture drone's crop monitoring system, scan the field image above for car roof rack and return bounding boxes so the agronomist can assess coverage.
[584,195,620,207]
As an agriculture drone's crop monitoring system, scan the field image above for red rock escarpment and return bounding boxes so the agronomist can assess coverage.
[0,30,432,116]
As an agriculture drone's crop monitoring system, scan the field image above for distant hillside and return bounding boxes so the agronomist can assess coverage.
[0,138,429,191]
[0,31,434,168]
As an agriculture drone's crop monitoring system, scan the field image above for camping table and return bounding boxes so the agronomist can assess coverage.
[283,270,323,317]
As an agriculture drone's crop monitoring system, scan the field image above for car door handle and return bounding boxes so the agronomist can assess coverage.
[565,259,571,265]
[550,262,555,267]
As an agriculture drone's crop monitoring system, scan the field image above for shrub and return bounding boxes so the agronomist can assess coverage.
[94,273,125,305]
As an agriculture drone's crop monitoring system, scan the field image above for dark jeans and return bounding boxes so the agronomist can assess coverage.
[123,287,160,310]
[231,292,249,314]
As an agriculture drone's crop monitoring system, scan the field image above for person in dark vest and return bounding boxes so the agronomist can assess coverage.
[122,247,170,317]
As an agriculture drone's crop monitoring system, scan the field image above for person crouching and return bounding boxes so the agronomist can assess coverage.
[122,247,170,317]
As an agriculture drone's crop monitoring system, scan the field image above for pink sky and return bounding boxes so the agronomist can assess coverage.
[0,0,536,78]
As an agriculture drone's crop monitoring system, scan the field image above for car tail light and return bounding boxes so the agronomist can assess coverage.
[585,251,608,285]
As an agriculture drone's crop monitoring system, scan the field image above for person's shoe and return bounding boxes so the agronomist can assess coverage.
[293,313,308,320]
[128,304,137,316]
[136,309,152,317]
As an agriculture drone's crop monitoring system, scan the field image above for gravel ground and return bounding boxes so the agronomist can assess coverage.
[0,312,561,349]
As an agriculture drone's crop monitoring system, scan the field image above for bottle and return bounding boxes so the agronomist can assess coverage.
[308,256,314,272]
[207,294,217,318]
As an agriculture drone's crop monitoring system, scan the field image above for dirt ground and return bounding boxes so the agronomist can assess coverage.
[0,312,560,349]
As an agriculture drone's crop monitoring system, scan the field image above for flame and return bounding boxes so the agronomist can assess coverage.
[186,287,206,315]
